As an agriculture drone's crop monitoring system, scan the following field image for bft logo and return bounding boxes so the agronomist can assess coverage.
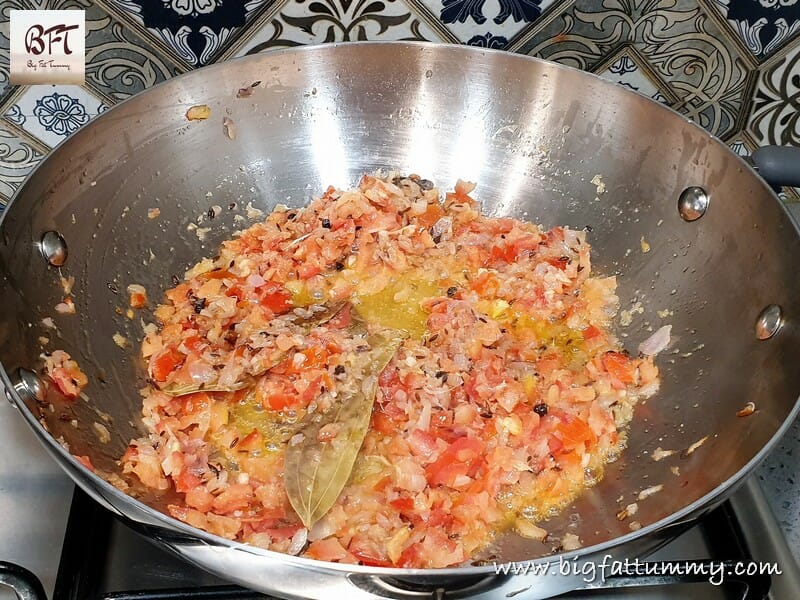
[10,10,85,85]
[25,23,80,56]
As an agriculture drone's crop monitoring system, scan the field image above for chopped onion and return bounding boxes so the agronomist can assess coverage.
[286,528,308,556]
[561,532,582,551]
[638,325,671,356]
[246,273,266,288]
[431,216,452,240]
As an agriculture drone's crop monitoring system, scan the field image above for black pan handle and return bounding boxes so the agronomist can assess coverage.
[0,562,47,600]
[749,145,800,189]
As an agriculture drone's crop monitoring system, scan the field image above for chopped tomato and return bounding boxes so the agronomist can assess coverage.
[129,291,147,309]
[151,347,184,381]
[416,203,445,228]
[258,283,292,313]
[553,413,596,451]
[74,455,95,471]
[349,537,393,567]
[390,497,414,512]
[306,538,349,562]
[175,470,202,493]
[602,351,635,384]
[583,325,602,340]
[285,346,329,375]
[265,392,297,411]
[425,437,483,487]
[183,335,206,353]
[237,428,263,451]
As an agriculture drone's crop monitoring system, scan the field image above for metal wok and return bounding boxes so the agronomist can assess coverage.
[1,42,799,599]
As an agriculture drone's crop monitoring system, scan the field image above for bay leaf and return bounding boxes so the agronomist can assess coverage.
[159,379,253,397]
[284,330,403,528]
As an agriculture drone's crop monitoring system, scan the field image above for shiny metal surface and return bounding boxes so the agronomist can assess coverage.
[755,304,783,340]
[1,42,799,598]
[38,231,68,268]
[11,369,44,404]
[677,186,709,222]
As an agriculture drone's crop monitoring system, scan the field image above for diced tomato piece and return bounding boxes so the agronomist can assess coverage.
[553,413,596,451]
[297,263,322,280]
[397,544,421,568]
[416,203,445,228]
[583,325,602,340]
[425,437,483,487]
[372,410,398,435]
[151,347,184,381]
[212,484,253,513]
[185,486,214,512]
[373,475,393,492]
[175,470,202,493]
[306,538,349,562]
[74,455,95,471]
[181,392,210,415]
[262,391,299,410]
[390,497,414,512]
[237,428,263,451]
[601,351,635,384]
[129,291,147,309]
[202,269,233,280]
[225,284,244,301]
[325,304,352,329]
[470,271,499,296]
[183,335,206,353]
[545,256,570,270]
[349,537,393,567]
[286,346,329,375]
[259,283,292,314]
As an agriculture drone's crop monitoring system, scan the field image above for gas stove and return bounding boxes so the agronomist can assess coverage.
[1,403,798,600]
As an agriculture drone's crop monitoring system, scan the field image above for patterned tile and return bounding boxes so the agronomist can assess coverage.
[511,0,752,139]
[103,0,275,66]
[3,85,107,148]
[411,0,558,44]
[595,47,676,105]
[748,37,800,145]
[0,121,44,203]
[711,0,800,59]
[233,0,443,54]
[0,2,19,101]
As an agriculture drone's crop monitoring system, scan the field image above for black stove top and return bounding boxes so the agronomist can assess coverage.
[3,479,797,600]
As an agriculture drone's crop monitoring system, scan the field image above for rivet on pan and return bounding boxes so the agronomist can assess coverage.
[678,187,709,222]
[40,231,68,267]
[755,304,783,340]
[12,368,45,403]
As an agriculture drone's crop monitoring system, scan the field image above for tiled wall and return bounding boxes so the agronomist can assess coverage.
[0,0,799,209]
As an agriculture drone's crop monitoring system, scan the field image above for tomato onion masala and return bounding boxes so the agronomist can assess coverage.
[118,174,661,568]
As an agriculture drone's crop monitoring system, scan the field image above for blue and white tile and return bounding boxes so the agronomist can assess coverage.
[0,122,44,202]
[712,0,800,59]
[234,0,442,55]
[413,0,557,45]
[596,52,672,105]
[4,85,107,148]
[105,0,272,66]
[747,38,800,145]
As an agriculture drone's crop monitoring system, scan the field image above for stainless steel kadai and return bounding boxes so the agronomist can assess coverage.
[1,42,799,600]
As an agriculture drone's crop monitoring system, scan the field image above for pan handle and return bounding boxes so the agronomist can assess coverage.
[0,562,47,600]
[748,145,800,190]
